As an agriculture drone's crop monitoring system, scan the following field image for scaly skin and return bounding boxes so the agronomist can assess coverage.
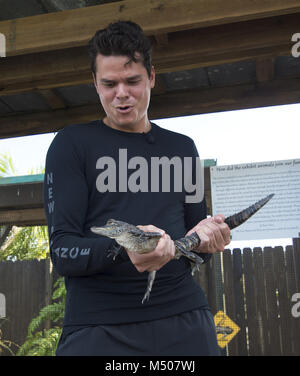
[174,193,275,253]
[91,193,274,303]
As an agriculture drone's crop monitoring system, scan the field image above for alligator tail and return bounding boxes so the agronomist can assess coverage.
[174,193,274,254]
[224,193,274,230]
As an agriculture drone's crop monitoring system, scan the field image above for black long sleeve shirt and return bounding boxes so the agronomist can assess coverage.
[43,120,211,328]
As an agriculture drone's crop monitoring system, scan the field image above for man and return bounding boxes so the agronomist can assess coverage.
[44,21,230,356]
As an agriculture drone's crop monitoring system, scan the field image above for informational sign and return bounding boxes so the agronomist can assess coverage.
[214,311,240,348]
[210,159,300,241]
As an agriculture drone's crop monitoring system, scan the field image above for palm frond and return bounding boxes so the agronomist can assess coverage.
[17,277,66,356]
[0,153,16,177]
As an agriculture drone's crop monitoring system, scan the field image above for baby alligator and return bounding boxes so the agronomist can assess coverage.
[91,193,274,303]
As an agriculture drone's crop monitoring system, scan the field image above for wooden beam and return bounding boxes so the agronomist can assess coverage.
[153,13,297,73]
[0,47,91,95]
[1,77,300,139]
[0,178,45,225]
[0,13,298,96]
[256,58,275,82]
[154,33,169,49]
[149,77,300,118]
[0,104,105,139]
[0,180,43,210]
[38,89,67,110]
[0,208,46,226]
[1,0,300,57]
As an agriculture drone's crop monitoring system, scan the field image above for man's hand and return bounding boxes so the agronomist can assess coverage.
[185,215,231,254]
[125,225,175,272]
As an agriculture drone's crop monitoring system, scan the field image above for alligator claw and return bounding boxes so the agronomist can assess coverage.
[175,241,204,265]
[142,271,156,304]
[142,291,150,304]
[107,244,123,260]
[191,263,202,276]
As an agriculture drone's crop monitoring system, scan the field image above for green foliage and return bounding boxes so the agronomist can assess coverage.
[0,319,19,356]
[0,226,49,261]
[17,328,61,356]
[17,277,66,356]
[0,153,16,177]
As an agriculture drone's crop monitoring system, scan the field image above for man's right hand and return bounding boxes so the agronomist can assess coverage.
[125,225,175,272]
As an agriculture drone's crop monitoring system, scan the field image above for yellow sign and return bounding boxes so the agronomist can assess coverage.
[214,310,240,348]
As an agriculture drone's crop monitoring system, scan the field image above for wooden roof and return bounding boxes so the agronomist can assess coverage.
[1,0,300,139]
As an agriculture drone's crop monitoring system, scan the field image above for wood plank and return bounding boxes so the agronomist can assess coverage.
[273,246,292,355]
[0,260,49,353]
[38,89,67,110]
[0,181,43,209]
[222,249,239,355]
[263,246,281,355]
[292,238,300,291]
[149,77,300,118]
[253,247,268,355]
[0,208,46,226]
[286,245,300,355]
[214,252,224,312]
[291,238,300,355]
[1,13,298,96]
[232,248,248,355]
[256,58,274,82]
[153,13,297,73]
[204,168,212,216]
[1,0,300,57]
[211,252,226,356]
[0,104,105,139]
[206,254,218,314]
[286,245,297,295]
[0,47,91,95]
[2,76,300,140]
[243,248,260,355]
[154,33,169,49]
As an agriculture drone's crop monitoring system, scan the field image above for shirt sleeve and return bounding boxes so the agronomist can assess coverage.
[183,140,212,264]
[43,128,128,277]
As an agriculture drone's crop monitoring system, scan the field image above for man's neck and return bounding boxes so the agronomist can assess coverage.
[103,117,151,134]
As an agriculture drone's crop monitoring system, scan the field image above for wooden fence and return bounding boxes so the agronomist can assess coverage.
[1,241,300,356]
[195,239,300,356]
[0,259,53,355]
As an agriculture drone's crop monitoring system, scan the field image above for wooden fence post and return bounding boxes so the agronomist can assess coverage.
[292,238,300,354]
[292,238,300,291]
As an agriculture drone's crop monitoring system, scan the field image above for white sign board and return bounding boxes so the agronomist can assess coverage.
[210,159,300,241]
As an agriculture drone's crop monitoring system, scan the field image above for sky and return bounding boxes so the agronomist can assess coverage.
[0,102,299,249]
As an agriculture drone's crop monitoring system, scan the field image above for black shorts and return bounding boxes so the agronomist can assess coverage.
[56,308,220,356]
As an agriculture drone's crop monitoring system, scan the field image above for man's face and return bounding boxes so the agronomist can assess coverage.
[93,54,155,132]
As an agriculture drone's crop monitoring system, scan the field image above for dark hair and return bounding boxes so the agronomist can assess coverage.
[88,21,152,78]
